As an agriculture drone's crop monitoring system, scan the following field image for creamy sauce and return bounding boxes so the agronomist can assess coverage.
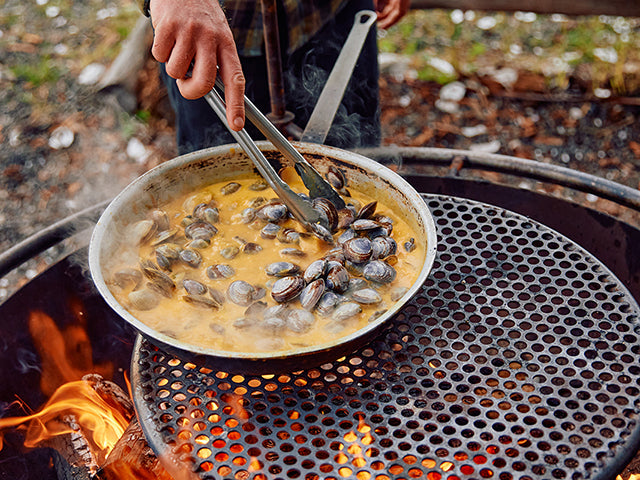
[107,173,425,353]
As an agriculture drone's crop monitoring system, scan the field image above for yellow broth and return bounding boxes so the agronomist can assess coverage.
[107,174,425,353]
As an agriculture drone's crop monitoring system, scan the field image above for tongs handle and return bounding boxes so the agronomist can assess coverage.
[203,88,328,231]
[214,78,346,209]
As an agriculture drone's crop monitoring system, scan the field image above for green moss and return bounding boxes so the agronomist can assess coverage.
[10,57,61,86]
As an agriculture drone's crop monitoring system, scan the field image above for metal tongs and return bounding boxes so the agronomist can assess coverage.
[204,78,344,239]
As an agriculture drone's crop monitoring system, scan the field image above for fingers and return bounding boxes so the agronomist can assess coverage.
[375,0,410,29]
[218,42,246,130]
[176,49,217,99]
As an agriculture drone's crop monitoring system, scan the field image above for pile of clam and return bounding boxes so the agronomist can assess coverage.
[112,167,417,344]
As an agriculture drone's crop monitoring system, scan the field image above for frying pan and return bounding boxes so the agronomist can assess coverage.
[88,142,438,374]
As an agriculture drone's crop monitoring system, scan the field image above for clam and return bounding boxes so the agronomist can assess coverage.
[206,264,236,280]
[303,259,327,284]
[249,179,268,191]
[332,302,362,322]
[369,309,388,323]
[237,207,256,224]
[150,209,170,231]
[404,238,416,252]
[347,277,368,292]
[221,182,241,195]
[323,248,345,265]
[150,228,179,246]
[342,237,373,264]
[337,208,356,230]
[344,260,365,277]
[351,288,382,305]
[351,219,381,232]
[363,260,396,284]
[185,238,210,249]
[141,268,176,297]
[184,221,218,242]
[182,294,221,309]
[227,280,260,306]
[260,223,281,239]
[277,228,301,244]
[147,280,175,299]
[265,261,301,277]
[336,228,357,246]
[312,198,339,232]
[372,236,397,260]
[325,263,350,294]
[130,219,157,245]
[128,288,160,311]
[182,278,208,296]
[280,248,306,258]
[180,215,196,228]
[373,214,394,234]
[242,242,263,254]
[245,300,268,319]
[286,308,315,333]
[310,223,334,244]
[194,203,219,223]
[264,304,288,320]
[316,291,340,316]
[256,202,289,223]
[209,323,226,335]
[262,316,286,333]
[233,317,254,329]
[111,267,142,290]
[326,165,346,190]
[299,279,325,311]
[209,287,226,306]
[247,196,267,208]
[357,201,377,220]
[271,276,305,303]
[179,248,202,268]
[221,246,240,259]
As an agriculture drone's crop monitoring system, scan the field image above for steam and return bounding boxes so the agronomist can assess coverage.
[284,27,381,149]
[14,348,41,375]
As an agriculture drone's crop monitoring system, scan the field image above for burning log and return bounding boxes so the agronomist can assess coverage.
[97,417,173,480]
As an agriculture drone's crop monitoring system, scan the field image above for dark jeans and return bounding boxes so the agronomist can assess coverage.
[161,0,380,155]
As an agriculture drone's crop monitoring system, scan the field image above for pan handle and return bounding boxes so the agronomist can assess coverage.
[300,10,377,145]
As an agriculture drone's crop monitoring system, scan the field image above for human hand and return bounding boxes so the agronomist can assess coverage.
[149,0,245,130]
[374,0,411,29]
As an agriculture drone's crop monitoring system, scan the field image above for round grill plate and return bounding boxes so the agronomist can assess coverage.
[131,194,640,479]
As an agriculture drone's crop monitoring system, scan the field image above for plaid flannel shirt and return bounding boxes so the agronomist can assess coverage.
[143,0,347,57]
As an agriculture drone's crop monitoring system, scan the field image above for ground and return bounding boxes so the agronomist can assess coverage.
[1,3,639,299]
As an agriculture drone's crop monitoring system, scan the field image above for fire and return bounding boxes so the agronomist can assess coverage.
[28,309,113,397]
[0,379,128,463]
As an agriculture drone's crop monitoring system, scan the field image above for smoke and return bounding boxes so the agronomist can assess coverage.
[13,348,41,375]
[283,18,381,150]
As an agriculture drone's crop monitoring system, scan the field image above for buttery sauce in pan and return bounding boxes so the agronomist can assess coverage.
[106,171,425,353]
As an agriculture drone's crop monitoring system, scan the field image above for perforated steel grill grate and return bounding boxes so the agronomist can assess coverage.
[131,194,640,480]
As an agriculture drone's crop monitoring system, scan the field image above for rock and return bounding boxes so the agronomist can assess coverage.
[439,81,466,102]
[78,63,106,85]
[48,126,74,150]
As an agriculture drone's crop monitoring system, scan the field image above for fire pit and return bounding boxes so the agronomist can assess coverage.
[131,193,640,479]
[2,148,640,479]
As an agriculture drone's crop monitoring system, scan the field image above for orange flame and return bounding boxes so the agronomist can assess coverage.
[0,379,128,463]
[28,309,113,397]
